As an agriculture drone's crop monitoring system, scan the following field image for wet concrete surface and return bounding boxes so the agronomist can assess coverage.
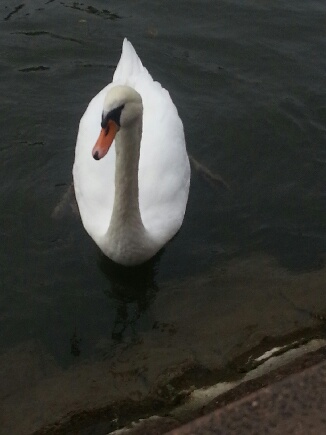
[106,344,326,434]
[167,346,326,435]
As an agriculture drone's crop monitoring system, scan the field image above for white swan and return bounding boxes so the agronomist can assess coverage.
[73,39,190,266]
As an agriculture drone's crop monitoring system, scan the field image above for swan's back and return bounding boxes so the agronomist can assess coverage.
[74,39,190,246]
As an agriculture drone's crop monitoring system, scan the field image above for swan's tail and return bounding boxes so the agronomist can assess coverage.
[113,38,148,84]
[113,38,168,99]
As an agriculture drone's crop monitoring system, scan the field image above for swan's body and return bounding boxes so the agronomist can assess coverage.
[73,39,190,266]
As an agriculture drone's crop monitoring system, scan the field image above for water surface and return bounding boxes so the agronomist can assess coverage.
[0,0,326,433]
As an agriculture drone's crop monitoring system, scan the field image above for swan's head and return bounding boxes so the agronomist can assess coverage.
[92,85,143,160]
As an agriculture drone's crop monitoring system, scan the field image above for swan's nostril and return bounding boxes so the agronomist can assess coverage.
[93,150,100,160]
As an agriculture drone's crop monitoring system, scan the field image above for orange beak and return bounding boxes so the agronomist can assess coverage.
[92,120,119,160]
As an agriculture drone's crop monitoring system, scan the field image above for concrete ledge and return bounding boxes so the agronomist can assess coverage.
[167,354,326,434]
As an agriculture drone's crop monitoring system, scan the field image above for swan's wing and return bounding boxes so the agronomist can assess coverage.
[138,81,190,244]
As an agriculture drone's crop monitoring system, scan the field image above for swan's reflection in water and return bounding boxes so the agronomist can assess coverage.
[97,252,162,343]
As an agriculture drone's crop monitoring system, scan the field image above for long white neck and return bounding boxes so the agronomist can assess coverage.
[110,122,144,230]
[104,120,159,265]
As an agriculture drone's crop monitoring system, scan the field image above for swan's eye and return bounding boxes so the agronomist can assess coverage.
[101,104,125,129]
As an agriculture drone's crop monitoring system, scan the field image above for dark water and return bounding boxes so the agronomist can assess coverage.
[1,0,326,432]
